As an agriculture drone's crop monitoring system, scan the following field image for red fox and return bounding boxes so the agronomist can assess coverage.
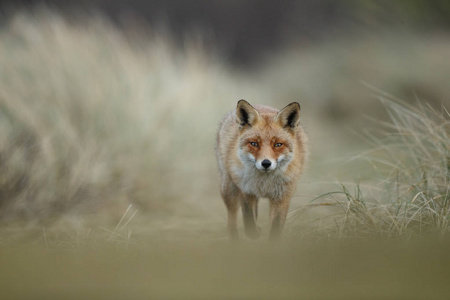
[216,100,308,240]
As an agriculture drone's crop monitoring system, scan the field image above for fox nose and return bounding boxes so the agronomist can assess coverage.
[261,159,272,169]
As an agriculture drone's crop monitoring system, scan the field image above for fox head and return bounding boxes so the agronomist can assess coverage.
[236,99,301,173]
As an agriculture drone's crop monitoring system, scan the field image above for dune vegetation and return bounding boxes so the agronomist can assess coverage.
[1,7,449,299]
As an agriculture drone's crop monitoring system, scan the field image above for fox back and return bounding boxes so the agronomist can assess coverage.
[216,100,307,240]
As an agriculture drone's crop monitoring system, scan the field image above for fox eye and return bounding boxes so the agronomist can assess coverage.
[274,143,283,148]
[250,142,258,147]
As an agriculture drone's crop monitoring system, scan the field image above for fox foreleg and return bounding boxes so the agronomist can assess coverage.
[269,192,293,240]
[241,195,261,239]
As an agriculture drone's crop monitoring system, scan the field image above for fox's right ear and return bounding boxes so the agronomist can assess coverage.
[236,99,260,128]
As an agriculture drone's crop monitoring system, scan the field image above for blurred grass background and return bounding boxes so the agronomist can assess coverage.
[0,1,449,299]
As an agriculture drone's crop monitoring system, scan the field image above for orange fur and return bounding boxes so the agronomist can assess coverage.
[216,100,308,240]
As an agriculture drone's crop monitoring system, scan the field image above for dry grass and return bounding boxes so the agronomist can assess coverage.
[2,7,450,299]
[1,7,450,241]
[289,92,450,240]
[0,8,270,225]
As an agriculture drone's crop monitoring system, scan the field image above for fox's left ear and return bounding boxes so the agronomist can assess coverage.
[277,102,301,129]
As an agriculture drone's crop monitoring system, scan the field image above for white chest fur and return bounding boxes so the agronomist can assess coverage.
[232,164,291,199]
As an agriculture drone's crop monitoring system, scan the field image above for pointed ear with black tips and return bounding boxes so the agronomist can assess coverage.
[236,99,260,128]
[277,102,301,130]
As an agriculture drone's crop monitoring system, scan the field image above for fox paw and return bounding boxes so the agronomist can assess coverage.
[245,226,261,239]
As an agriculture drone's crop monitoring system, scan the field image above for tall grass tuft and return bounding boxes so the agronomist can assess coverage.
[302,93,450,240]
[0,8,266,224]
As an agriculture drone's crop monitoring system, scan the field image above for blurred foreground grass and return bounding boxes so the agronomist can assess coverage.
[0,8,450,299]
[2,239,450,300]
